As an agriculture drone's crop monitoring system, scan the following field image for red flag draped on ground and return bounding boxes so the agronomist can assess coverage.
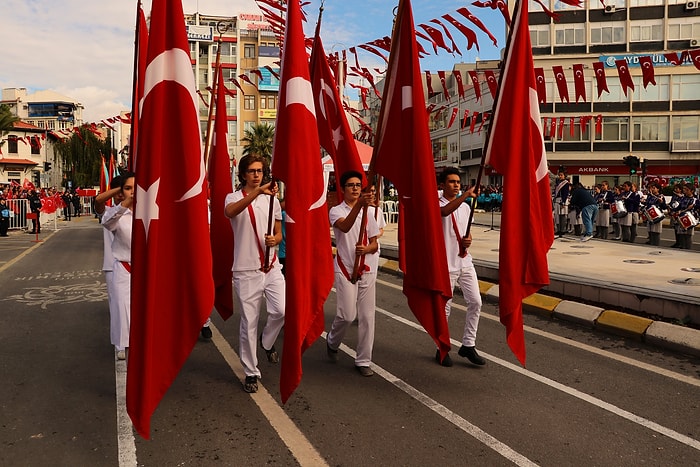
[272,0,334,403]
[309,30,366,200]
[484,0,553,366]
[208,67,234,320]
[127,0,215,438]
[129,2,149,170]
[371,0,452,361]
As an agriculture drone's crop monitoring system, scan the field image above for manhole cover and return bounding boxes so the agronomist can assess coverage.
[668,278,700,286]
[562,251,590,255]
[623,259,655,264]
[570,245,594,249]
[681,267,700,272]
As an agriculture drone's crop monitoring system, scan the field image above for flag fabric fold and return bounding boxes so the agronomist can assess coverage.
[483,0,553,366]
[127,0,215,438]
[310,32,366,200]
[129,3,149,170]
[371,0,452,361]
[209,66,235,320]
[272,0,334,403]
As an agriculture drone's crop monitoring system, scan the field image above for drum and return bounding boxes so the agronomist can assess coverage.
[611,200,627,219]
[644,206,665,224]
[679,212,698,230]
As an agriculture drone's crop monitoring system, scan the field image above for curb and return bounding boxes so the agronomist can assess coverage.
[378,259,700,358]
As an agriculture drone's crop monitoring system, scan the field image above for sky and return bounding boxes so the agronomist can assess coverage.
[0,0,506,123]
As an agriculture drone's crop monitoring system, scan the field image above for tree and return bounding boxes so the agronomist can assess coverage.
[53,127,113,188]
[241,123,275,162]
[0,104,20,137]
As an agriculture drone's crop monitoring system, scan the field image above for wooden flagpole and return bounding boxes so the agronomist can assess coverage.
[203,21,231,167]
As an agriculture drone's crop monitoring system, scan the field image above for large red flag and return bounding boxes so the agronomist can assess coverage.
[309,31,366,202]
[371,0,452,361]
[208,67,234,320]
[129,3,149,170]
[127,0,215,438]
[484,0,553,366]
[272,0,334,403]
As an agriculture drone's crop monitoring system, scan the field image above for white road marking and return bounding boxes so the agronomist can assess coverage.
[377,278,700,388]
[115,358,137,467]
[210,326,328,466]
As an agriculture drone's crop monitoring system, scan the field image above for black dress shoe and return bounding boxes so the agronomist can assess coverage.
[200,326,212,339]
[435,349,453,367]
[458,345,486,365]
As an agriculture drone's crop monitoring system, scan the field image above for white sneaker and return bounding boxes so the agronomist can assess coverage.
[581,235,593,242]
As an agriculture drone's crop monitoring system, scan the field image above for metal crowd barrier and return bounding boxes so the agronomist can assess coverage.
[5,199,30,230]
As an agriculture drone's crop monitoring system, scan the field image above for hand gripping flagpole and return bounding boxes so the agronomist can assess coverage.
[262,178,277,273]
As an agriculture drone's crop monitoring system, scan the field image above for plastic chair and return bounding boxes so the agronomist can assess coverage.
[384,200,398,223]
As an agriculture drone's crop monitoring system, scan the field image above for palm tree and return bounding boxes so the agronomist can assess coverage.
[241,123,275,162]
[0,104,20,136]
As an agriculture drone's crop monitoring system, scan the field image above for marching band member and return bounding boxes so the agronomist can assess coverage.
[611,185,624,240]
[620,181,641,243]
[595,181,615,240]
[642,182,667,246]
[668,184,684,248]
[670,184,697,250]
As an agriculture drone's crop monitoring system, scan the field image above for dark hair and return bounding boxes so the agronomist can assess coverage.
[118,171,135,189]
[110,174,123,189]
[237,154,269,184]
[439,167,460,184]
[647,181,661,190]
[340,170,363,188]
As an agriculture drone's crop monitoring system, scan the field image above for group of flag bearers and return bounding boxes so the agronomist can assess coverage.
[114,0,552,439]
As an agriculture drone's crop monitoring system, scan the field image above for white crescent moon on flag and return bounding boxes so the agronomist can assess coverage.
[619,65,627,73]
[537,76,544,83]
[317,78,335,120]
[141,48,206,203]
[556,73,564,81]
[575,70,582,78]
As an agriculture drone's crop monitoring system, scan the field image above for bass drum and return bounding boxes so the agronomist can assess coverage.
[644,206,665,224]
[678,212,698,230]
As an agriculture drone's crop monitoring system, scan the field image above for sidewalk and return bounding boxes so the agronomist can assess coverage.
[376,212,700,358]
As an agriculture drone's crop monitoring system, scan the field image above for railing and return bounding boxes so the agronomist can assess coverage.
[5,199,30,230]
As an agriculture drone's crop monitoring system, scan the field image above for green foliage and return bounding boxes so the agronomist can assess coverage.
[0,104,20,136]
[53,127,113,188]
[241,123,275,163]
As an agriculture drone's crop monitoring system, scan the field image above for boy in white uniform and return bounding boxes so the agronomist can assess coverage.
[224,155,285,393]
[327,171,380,377]
[438,168,485,367]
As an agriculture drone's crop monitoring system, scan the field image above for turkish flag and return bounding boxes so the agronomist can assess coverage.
[534,67,546,103]
[372,0,452,362]
[461,108,470,129]
[690,49,700,70]
[573,63,586,103]
[437,70,450,101]
[664,51,688,66]
[615,59,635,96]
[22,179,35,191]
[484,0,553,366]
[592,61,609,98]
[552,65,569,103]
[468,70,481,102]
[454,70,465,99]
[310,33,366,202]
[447,107,459,129]
[272,0,334,403]
[129,4,149,170]
[484,70,498,98]
[425,70,434,96]
[639,56,656,88]
[208,67,234,320]
[127,0,215,438]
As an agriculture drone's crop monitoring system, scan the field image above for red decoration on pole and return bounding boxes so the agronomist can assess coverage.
[592,61,609,98]
[552,65,569,103]
[573,63,586,103]
[615,59,635,96]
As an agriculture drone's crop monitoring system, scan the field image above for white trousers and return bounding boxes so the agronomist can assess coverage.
[446,266,482,347]
[233,267,286,377]
[328,272,376,366]
[111,261,131,351]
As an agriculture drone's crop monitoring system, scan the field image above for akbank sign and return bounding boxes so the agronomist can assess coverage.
[600,53,691,68]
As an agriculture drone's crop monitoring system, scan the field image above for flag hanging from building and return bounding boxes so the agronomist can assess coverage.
[484,0,553,366]
[371,0,453,362]
[127,0,215,438]
[272,0,334,403]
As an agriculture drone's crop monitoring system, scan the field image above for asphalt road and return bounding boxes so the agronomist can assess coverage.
[1,220,699,466]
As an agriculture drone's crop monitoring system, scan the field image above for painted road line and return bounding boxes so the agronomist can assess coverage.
[210,325,328,466]
[115,357,137,467]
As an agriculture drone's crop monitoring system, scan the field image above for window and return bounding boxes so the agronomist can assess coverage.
[629,0,665,5]
[530,25,550,47]
[47,120,55,130]
[266,96,276,109]
[630,21,663,42]
[596,117,629,141]
[633,116,668,141]
[672,116,700,141]
[554,24,585,46]
[244,121,255,133]
[633,75,669,101]
[8,136,18,153]
[671,74,700,100]
[562,119,591,142]
[244,44,256,58]
[590,23,625,45]
[668,19,700,41]
[244,95,255,110]
[260,95,275,109]
[596,81,630,103]
[432,137,447,162]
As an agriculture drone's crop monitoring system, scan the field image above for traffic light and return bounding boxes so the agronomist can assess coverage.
[33,171,41,187]
[622,155,639,175]
[44,161,52,171]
